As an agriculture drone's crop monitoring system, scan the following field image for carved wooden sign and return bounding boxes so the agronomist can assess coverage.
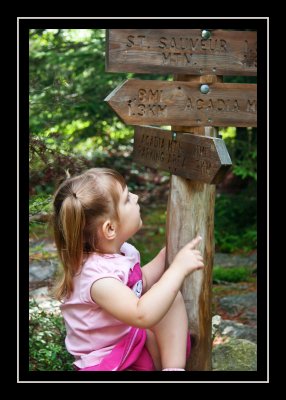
[106,29,257,76]
[133,126,232,184]
[105,79,257,127]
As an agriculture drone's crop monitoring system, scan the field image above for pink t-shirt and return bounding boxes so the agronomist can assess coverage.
[60,242,142,369]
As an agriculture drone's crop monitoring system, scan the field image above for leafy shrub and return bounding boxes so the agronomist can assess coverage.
[213,266,252,283]
[29,300,73,371]
[214,191,257,253]
[29,195,52,217]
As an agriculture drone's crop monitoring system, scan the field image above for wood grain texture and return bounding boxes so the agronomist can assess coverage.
[166,74,218,371]
[133,126,232,184]
[105,79,257,127]
[106,29,257,76]
[166,175,216,371]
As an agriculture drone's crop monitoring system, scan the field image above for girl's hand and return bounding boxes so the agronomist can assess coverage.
[170,236,204,276]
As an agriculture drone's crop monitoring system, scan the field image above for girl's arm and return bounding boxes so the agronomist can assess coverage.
[91,237,203,329]
[91,266,184,329]
[142,247,166,293]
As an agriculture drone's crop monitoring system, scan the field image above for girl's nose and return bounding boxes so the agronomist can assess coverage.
[132,193,139,203]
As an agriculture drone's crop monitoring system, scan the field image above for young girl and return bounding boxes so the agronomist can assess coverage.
[53,168,204,371]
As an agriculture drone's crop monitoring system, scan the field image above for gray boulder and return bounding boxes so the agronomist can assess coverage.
[212,338,257,371]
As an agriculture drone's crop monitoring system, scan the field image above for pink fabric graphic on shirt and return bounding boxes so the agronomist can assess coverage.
[78,263,155,371]
[127,262,142,289]
[78,261,191,371]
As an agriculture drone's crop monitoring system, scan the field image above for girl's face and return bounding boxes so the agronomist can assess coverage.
[117,184,142,241]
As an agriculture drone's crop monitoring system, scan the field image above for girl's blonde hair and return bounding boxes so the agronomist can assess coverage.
[52,168,126,300]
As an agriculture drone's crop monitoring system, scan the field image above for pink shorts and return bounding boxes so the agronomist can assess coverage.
[78,327,191,372]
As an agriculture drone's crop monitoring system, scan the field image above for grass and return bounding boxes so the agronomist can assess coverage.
[213,266,254,283]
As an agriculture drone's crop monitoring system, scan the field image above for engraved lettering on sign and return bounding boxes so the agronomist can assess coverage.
[125,34,229,67]
[246,99,256,113]
[107,78,257,127]
[185,97,241,112]
[128,88,167,118]
[126,35,146,47]
[158,36,228,66]
[199,159,212,176]
[243,40,257,67]
[138,89,163,103]
[126,35,135,47]
[158,37,228,52]
[162,52,192,65]
[108,30,257,77]
[138,136,215,174]
[133,126,232,183]
[140,134,165,149]
[188,144,213,161]
[195,145,208,158]
[166,139,186,168]
[138,134,165,162]
[137,134,188,169]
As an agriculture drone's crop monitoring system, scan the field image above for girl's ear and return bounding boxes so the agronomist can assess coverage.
[102,219,117,240]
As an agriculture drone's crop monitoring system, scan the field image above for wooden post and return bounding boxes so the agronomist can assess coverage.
[166,74,222,371]
[105,28,255,371]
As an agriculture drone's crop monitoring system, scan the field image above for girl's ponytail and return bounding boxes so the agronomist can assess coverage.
[60,194,85,272]
[52,168,126,301]
[54,193,85,300]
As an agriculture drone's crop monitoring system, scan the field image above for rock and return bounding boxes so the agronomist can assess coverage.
[219,292,257,323]
[29,260,57,282]
[219,319,257,343]
[30,286,50,297]
[212,338,257,371]
[214,252,257,268]
[212,315,222,339]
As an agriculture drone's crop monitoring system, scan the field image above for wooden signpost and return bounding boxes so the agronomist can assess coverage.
[106,29,257,76]
[105,28,257,371]
[105,79,257,127]
[133,126,232,184]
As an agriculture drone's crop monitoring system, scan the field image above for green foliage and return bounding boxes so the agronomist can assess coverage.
[220,76,257,183]
[30,28,257,238]
[215,191,257,253]
[29,221,52,240]
[29,300,74,371]
[29,133,93,195]
[29,194,52,216]
[130,204,166,265]
[130,192,257,261]
[213,266,253,283]
[29,29,124,194]
[29,28,257,256]
[223,76,257,84]
[29,194,53,236]
[29,29,168,196]
[219,127,257,182]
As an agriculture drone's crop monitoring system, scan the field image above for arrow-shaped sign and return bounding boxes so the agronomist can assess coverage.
[105,79,257,127]
[133,126,232,184]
